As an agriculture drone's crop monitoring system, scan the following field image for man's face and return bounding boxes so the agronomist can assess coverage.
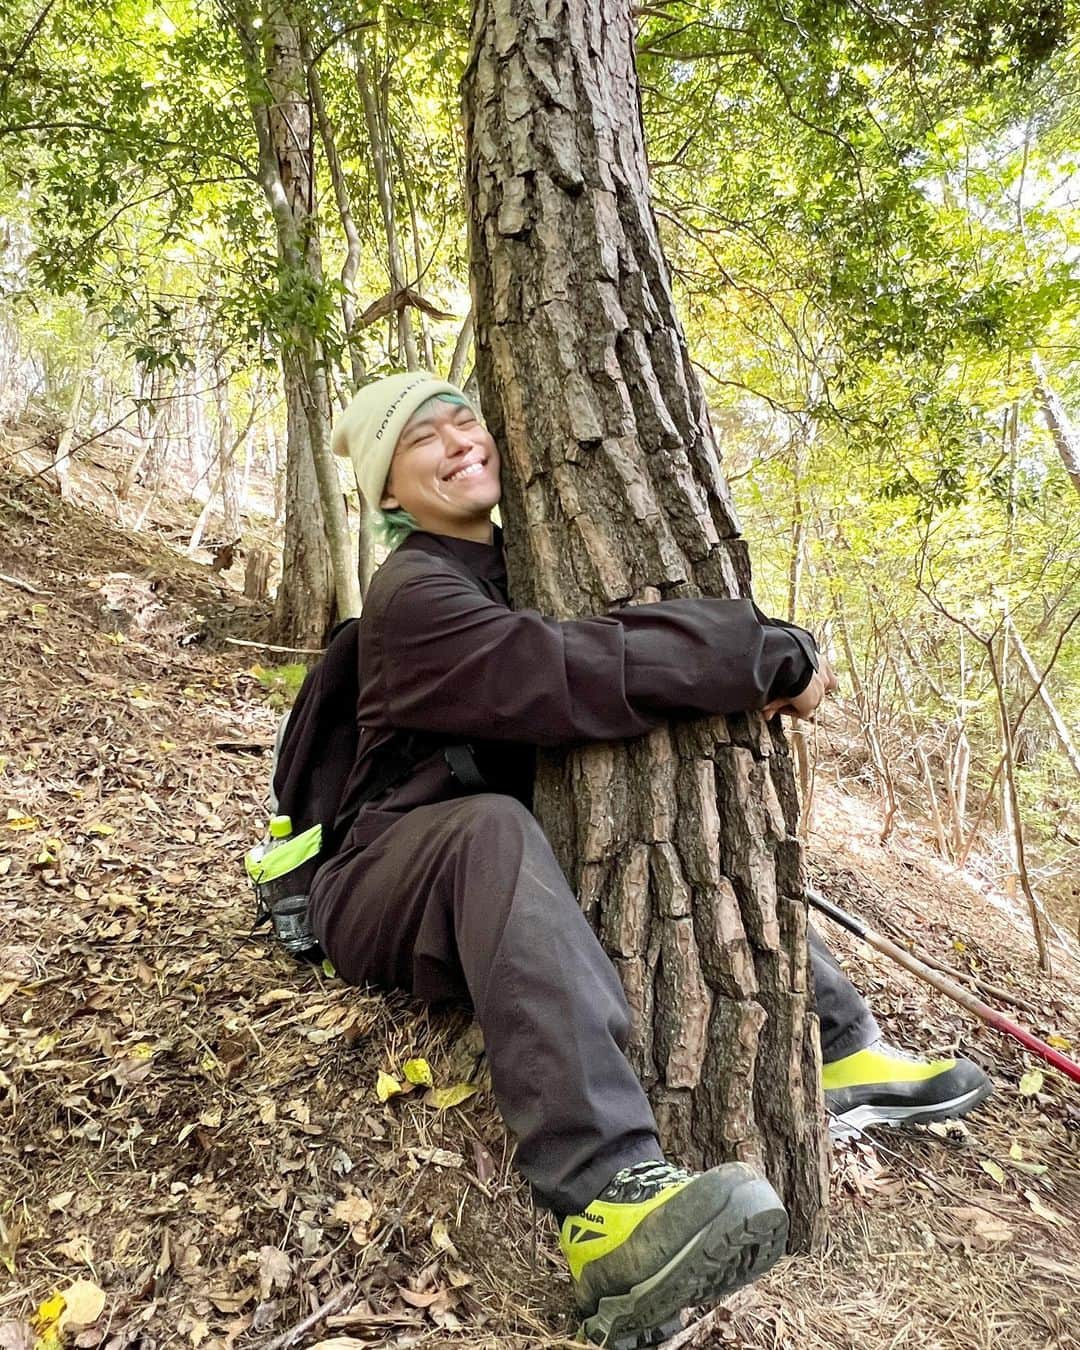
[380,395,501,536]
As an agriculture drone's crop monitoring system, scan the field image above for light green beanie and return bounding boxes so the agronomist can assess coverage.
[331,371,475,511]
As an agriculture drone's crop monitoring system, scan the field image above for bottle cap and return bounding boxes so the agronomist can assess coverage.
[269,814,293,839]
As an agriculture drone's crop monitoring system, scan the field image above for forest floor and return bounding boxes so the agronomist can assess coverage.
[0,450,1077,1350]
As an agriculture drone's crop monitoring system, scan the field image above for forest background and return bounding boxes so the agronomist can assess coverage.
[1,0,1078,946]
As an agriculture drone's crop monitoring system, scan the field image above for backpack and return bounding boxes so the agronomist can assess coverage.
[245,617,485,960]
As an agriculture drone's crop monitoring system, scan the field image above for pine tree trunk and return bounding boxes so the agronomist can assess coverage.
[463,0,827,1249]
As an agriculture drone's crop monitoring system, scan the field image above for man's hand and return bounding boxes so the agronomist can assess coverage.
[762,654,838,721]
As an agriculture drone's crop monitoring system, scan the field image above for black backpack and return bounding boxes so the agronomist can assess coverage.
[246,618,484,959]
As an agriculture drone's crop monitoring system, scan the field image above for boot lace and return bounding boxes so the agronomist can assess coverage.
[597,1159,695,1205]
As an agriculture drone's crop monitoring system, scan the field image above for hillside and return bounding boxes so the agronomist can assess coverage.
[0,458,1077,1350]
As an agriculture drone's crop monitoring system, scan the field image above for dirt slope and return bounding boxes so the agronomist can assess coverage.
[0,465,1076,1350]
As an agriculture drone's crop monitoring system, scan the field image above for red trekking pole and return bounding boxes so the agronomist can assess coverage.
[806,886,1080,1085]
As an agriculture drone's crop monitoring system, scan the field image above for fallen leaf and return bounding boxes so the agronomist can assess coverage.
[332,1195,373,1228]
[1046,1034,1071,1050]
[0,1321,33,1350]
[947,1206,1013,1245]
[979,1160,1005,1185]
[397,1286,447,1309]
[58,1279,106,1329]
[85,822,115,837]
[5,812,38,831]
[403,1058,433,1087]
[430,1220,458,1258]
[375,1071,403,1102]
[1024,1189,1068,1226]
[423,1083,477,1111]
[256,1246,291,1301]
[1018,1069,1044,1097]
[53,1236,94,1265]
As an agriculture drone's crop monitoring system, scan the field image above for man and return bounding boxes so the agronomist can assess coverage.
[316,372,991,1349]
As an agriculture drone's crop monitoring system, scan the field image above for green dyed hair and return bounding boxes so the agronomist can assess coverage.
[374,392,473,550]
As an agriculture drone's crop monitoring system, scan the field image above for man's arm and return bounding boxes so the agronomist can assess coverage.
[376,568,822,746]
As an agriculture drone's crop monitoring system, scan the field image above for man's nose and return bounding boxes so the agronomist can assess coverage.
[443,423,474,452]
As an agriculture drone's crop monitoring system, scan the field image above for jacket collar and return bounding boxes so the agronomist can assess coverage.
[399,526,507,586]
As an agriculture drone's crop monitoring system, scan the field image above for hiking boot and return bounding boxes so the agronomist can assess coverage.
[559,1158,788,1348]
[823,1039,992,1138]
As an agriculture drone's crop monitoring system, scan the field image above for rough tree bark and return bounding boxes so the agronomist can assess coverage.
[235,0,360,645]
[463,0,827,1248]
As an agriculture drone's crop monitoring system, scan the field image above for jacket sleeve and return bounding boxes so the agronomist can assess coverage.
[377,567,816,747]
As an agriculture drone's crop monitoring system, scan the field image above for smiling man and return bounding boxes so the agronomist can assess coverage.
[321,371,991,1348]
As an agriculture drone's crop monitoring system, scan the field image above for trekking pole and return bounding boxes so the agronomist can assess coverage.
[805,886,1080,1086]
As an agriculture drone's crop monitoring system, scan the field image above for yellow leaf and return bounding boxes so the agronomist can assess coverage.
[59,1278,106,1328]
[159,740,177,752]
[86,822,116,837]
[376,1071,403,1103]
[424,1082,478,1111]
[980,1159,1005,1185]
[1009,1141,1024,1160]
[403,1058,433,1087]
[1046,1034,1071,1050]
[1018,1069,1044,1097]
[34,1293,66,1329]
[5,811,39,831]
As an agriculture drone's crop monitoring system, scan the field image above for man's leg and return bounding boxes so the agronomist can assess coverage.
[808,923,992,1131]
[808,925,880,1061]
[310,792,661,1213]
[311,793,787,1347]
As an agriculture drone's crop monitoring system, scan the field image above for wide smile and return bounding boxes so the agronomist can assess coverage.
[444,458,488,483]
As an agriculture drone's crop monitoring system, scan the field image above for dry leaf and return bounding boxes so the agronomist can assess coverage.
[979,1159,1005,1185]
[58,1279,106,1329]
[947,1206,1013,1245]
[1024,1189,1068,1226]
[1018,1069,1044,1097]
[397,1286,447,1309]
[375,1071,403,1103]
[256,1246,291,1300]
[0,1322,33,1350]
[332,1194,373,1228]
[423,1083,477,1111]
[430,1220,458,1259]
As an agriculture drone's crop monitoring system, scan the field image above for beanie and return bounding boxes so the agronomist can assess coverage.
[331,371,474,511]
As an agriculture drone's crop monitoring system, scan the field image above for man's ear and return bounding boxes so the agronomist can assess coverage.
[380,485,400,511]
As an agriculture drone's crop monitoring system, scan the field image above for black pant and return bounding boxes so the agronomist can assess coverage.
[311,794,878,1214]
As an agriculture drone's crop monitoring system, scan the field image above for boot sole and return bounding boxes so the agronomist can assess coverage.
[828,1080,993,1141]
[580,1176,789,1349]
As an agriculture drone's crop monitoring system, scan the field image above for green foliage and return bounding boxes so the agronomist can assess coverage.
[253,662,309,707]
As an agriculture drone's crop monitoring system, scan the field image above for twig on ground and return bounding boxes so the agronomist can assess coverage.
[222,636,326,656]
[0,571,48,595]
[260,1281,356,1350]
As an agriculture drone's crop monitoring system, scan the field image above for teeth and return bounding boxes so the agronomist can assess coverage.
[449,462,484,482]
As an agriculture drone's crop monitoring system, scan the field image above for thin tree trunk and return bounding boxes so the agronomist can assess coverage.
[1032,353,1080,498]
[888,652,951,860]
[306,38,366,390]
[52,373,85,501]
[1006,616,1080,780]
[463,0,826,1248]
[448,309,474,386]
[354,35,419,371]
[235,0,359,639]
[827,566,897,842]
[987,638,1051,972]
[213,352,241,542]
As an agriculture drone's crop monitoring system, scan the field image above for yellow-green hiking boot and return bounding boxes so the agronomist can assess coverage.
[560,1159,788,1348]
[823,1039,992,1139]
